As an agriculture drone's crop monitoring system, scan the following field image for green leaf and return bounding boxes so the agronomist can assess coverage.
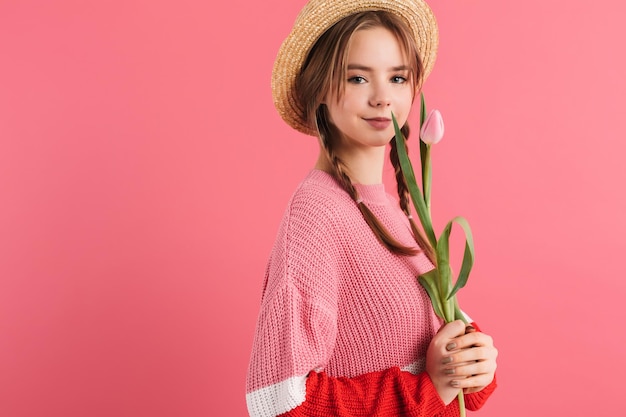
[448,217,475,299]
[437,216,475,300]
[419,94,432,212]
[418,270,445,320]
[434,223,452,288]
[436,259,454,322]
[453,298,469,324]
[392,113,437,247]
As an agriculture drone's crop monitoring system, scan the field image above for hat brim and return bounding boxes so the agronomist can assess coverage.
[271,0,438,136]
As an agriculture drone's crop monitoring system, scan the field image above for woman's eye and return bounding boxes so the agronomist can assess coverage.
[392,76,407,84]
[348,76,366,84]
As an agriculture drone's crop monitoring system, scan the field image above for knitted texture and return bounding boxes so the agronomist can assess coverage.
[246,170,495,417]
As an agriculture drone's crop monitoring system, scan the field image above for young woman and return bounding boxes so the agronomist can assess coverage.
[246,1,498,416]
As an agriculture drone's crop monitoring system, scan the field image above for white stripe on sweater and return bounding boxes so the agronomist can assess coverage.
[246,375,308,417]
[401,357,427,375]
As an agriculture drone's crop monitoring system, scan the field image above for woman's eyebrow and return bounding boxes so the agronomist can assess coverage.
[347,64,410,71]
[347,64,372,71]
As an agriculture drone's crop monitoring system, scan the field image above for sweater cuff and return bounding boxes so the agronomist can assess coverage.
[464,375,497,411]
[405,370,447,414]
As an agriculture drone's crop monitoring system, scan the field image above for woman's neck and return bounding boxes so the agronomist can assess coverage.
[314,145,386,185]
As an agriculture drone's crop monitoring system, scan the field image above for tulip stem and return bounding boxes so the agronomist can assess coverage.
[458,392,466,417]
[422,144,432,218]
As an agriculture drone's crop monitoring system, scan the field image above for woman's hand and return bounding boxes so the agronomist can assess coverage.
[426,320,498,404]
[453,324,498,394]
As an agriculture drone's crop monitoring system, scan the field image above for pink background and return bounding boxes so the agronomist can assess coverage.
[1,0,625,416]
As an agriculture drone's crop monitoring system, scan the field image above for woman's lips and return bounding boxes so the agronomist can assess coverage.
[364,117,391,130]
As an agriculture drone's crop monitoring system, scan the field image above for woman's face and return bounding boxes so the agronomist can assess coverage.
[325,26,414,151]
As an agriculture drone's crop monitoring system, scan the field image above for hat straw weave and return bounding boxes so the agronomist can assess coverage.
[271,0,438,136]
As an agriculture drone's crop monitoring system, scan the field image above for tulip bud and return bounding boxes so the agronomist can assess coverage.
[420,109,444,145]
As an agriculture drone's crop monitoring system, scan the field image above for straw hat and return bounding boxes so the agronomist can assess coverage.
[271,0,439,136]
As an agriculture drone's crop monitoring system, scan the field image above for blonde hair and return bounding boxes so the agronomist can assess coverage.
[295,11,435,260]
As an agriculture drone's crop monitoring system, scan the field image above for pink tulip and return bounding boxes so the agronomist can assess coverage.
[420,109,444,145]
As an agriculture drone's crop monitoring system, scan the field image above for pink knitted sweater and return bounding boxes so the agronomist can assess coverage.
[246,170,495,417]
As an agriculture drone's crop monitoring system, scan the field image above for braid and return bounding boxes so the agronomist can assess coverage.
[389,124,436,264]
[316,111,359,200]
[316,106,418,256]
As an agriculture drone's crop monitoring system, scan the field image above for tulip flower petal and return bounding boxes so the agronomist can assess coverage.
[420,109,445,145]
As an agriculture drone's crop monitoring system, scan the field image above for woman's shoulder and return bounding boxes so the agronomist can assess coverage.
[287,170,354,218]
[271,170,363,252]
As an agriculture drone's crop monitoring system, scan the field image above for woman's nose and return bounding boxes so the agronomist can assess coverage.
[369,85,391,107]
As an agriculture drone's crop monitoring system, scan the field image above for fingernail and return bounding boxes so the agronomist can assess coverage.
[444,368,455,375]
[442,356,453,364]
[446,342,456,351]
[450,380,460,388]
[465,325,476,333]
